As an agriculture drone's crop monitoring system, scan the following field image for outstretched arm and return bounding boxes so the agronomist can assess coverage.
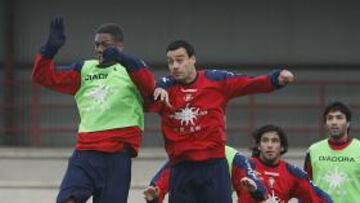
[32,17,81,95]
[203,68,294,99]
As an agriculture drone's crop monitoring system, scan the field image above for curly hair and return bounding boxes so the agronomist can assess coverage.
[251,124,288,157]
[95,23,124,42]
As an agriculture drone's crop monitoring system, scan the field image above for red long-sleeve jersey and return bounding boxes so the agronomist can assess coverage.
[237,157,333,203]
[149,69,280,164]
[32,54,155,155]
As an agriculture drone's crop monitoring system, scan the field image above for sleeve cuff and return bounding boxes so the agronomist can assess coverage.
[122,53,147,72]
[269,69,282,89]
[40,44,59,59]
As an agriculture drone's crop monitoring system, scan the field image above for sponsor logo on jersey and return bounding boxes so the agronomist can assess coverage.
[85,73,108,81]
[264,171,280,177]
[318,155,355,162]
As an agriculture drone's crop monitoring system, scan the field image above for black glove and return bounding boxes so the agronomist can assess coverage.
[99,47,146,71]
[40,17,66,58]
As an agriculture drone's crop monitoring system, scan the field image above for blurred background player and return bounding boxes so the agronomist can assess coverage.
[241,124,333,203]
[32,17,155,203]
[304,101,360,202]
[150,39,294,203]
[143,146,268,203]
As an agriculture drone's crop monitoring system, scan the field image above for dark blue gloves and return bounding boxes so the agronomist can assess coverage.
[40,17,66,59]
[269,68,282,89]
[99,47,146,72]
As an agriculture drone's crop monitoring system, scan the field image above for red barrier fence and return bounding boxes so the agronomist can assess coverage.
[1,79,360,146]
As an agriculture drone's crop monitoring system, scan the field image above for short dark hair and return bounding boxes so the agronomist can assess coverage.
[323,101,352,122]
[251,124,288,157]
[95,23,124,42]
[166,40,195,57]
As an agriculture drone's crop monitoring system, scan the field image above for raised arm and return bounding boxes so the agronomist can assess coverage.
[32,17,81,95]
[100,47,156,99]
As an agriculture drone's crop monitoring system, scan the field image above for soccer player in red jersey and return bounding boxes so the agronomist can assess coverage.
[149,40,294,203]
[238,124,333,203]
[143,146,267,203]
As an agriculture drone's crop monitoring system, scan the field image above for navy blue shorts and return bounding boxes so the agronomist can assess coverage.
[169,158,233,203]
[56,150,131,203]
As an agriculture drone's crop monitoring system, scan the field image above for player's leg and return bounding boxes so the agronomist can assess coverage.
[56,151,95,203]
[94,150,132,203]
[168,162,198,203]
[199,158,233,203]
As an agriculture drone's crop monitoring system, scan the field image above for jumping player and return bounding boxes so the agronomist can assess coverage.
[149,40,294,203]
[32,17,155,203]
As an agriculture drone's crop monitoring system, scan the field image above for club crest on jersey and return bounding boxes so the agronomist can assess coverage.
[268,177,276,188]
[184,94,193,102]
[181,88,197,102]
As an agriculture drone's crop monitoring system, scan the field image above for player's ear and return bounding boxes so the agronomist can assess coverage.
[190,55,196,64]
[117,41,124,51]
[280,146,285,153]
